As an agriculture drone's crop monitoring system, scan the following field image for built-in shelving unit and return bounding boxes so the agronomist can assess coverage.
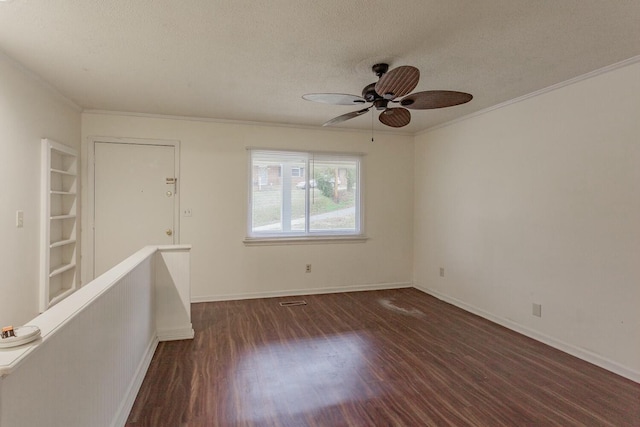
[40,138,78,312]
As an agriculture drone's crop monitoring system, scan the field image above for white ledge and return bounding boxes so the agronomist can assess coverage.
[0,244,192,377]
[155,244,192,251]
[243,235,369,246]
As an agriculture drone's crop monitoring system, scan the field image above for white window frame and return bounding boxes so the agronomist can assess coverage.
[245,148,367,245]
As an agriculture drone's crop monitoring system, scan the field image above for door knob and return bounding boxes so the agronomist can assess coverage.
[166,229,173,236]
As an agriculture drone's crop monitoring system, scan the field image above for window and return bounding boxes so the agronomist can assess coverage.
[248,149,362,240]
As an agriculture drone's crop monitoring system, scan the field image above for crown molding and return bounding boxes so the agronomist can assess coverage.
[418,54,640,135]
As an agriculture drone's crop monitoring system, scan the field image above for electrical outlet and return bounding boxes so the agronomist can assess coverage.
[16,210,24,228]
[532,303,542,317]
[439,267,445,277]
[305,264,312,273]
[183,208,192,217]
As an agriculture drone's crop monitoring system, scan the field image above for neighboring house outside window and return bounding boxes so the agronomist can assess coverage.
[247,149,363,240]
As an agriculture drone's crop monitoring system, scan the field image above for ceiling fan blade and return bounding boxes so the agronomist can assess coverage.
[302,93,367,105]
[375,66,419,100]
[400,90,473,109]
[378,107,411,128]
[322,108,371,126]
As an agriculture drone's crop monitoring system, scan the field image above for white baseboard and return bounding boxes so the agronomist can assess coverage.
[111,334,159,427]
[158,326,195,342]
[414,285,640,384]
[191,282,412,303]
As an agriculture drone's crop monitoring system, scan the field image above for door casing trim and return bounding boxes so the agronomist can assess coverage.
[83,136,181,283]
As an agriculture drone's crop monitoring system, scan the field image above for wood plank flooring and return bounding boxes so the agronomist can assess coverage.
[126,288,640,426]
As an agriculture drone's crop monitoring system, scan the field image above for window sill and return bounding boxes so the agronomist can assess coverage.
[243,235,369,246]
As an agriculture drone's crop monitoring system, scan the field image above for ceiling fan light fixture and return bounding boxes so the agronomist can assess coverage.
[373,99,388,110]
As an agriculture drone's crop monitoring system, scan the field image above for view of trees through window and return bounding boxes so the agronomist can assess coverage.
[250,150,360,236]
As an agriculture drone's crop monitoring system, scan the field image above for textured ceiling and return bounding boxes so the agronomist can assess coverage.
[1,1,640,134]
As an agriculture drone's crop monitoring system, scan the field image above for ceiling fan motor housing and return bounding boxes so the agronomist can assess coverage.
[373,99,389,110]
[362,83,379,102]
[362,85,389,110]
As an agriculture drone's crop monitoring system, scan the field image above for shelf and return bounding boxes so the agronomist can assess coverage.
[49,262,76,278]
[51,168,76,176]
[50,214,76,220]
[50,239,76,249]
[41,138,79,312]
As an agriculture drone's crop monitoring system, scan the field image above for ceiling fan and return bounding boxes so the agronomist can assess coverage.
[302,63,473,128]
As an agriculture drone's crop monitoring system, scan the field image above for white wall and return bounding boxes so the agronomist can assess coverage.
[0,53,81,326]
[414,59,640,379]
[81,114,414,300]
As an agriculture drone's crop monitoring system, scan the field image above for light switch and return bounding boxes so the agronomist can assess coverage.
[16,210,24,228]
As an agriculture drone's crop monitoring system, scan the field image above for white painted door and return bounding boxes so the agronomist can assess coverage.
[94,142,176,276]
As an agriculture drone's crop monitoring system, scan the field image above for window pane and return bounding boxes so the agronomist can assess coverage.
[310,159,357,232]
[285,162,307,231]
[251,151,307,233]
[250,150,360,237]
[252,160,283,231]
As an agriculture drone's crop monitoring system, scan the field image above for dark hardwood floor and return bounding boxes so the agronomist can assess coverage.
[126,288,640,426]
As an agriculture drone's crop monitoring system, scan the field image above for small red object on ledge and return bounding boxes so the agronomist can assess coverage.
[2,326,16,339]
